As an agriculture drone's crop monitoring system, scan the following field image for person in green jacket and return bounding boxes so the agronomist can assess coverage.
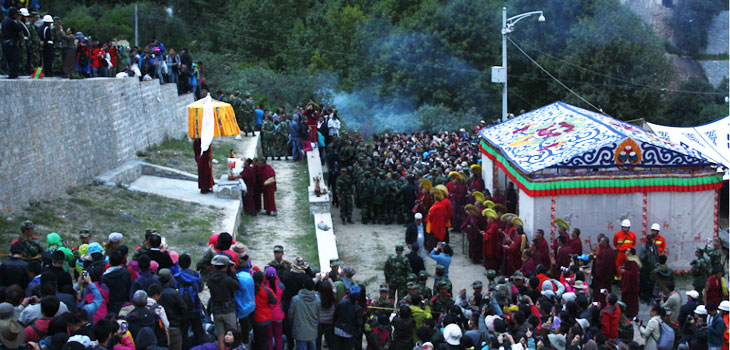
[45,232,75,271]
[275,117,290,160]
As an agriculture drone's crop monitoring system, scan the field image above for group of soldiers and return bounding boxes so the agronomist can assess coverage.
[260,110,292,160]
[2,9,61,76]
[218,90,256,136]
[329,130,481,226]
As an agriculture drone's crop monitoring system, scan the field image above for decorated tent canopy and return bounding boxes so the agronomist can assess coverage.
[478,102,723,197]
[478,102,723,268]
[647,116,730,179]
[187,99,240,138]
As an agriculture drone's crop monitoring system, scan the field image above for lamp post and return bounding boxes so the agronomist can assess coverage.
[498,7,545,122]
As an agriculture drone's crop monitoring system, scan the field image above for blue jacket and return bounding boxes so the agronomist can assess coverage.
[235,270,256,318]
[708,313,726,346]
[130,271,159,300]
[75,282,103,324]
[429,249,452,278]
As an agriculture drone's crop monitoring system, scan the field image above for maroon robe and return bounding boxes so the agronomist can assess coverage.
[554,245,572,276]
[241,165,257,214]
[521,255,536,277]
[505,233,525,276]
[591,245,616,306]
[483,220,501,270]
[535,237,551,268]
[568,237,583,255]
[461,215,482,262]
[193,139,213,193]
[469,176,484,192]
[620,257,640,318]
[448,181,467,231]
[256,164,277,212]
[551,232,569,260]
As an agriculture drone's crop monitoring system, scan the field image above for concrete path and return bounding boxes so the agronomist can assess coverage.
[128,175,241,234]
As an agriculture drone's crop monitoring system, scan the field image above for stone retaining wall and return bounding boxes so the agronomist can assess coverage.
[0,78,194,213]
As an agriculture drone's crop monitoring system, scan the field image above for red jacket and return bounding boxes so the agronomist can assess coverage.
[254,286,275,323]
[91,47,103,68]
[600,305,621,339]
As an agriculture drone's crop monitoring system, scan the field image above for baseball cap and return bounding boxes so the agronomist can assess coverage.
[686,290,699,299]
[211,254,230,266]
[350,285,361,295]
[414,213,423,220]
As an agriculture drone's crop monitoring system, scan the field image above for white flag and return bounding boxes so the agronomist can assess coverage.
[200,94,215,156]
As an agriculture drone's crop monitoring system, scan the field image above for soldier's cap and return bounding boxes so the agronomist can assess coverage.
[273,245,284,252]
[486,269,497,278]
[329,258,340,267]
[512,271,524,279]
[437,280,449,288]
[696,247,704,253]
[53,16,60,20]
[144,228,157,235]
[79,229,91,238]
[472,280,483,289]
[21,220,34,231]
[407,282,417,290]
[418,270,428,279]
[435,264,445,272]
[235,90,240,95]
[407,273,417,281]
[379,284,389,292]
[395,243,404,251]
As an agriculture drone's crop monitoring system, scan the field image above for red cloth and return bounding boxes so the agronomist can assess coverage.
[91,47,103,68]
[447,182,467,205]
[482,220,500,270]
[24,318,51,343]
[591,245,616,306]
[241,165,257,214]
[600,305,621,340]
[416,191,433,217]
[253,286,274,323]
[505,234,524,275]
[613,230,636,278]
[621,257,640,318]
[85,282,109,323]
[521,256,536,276]
[426,199,451,241]
[706,275,724,306]
[193,139,213,192]
[108,47,118,67]
[555,245,572,273]
[537,273,552,292]
[469,176,484,192]
[551,232,568,260]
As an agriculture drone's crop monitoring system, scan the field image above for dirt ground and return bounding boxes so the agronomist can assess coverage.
[331,204,490,298]
[234,142,319,271]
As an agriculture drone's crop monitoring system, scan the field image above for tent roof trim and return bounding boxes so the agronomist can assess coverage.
[478,102,718,174]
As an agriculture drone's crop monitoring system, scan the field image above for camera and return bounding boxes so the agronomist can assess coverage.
[560,266,569,273]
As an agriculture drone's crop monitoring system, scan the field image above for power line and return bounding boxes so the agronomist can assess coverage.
[507,36,605,113]
[507,74,725,96]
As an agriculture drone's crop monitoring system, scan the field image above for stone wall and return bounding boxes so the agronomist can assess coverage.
[703,11,729,55]
[0,78,194,214]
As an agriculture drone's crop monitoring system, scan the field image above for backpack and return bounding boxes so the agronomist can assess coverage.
[128,304,168,347]
[78,48,90,67]
[88,256,107,282]
[174,270,202,312]
[656,321,675,350]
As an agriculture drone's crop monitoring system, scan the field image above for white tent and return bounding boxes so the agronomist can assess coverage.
[647,116,730,179]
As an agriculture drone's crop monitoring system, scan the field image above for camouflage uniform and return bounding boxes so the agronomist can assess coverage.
[267,258,292,278]
[52,23,62,76]
[433,266,453,295]
[399,282,420,307]
[384,244,412,300]
[232,93,245,132]
[691,250,710,294]
[371,286,395,320]
[359,172,374,224]
[241,94,255,135]
[13,221,42,259]
[373,174,387,224]
[261,119,276,159]
[23,20,40,74]
[430,280,453,319]
[275,119,290,158]
[417,271,433,300]
[704,244,722,268]
[352,163,363,208]
[336,172,353,223]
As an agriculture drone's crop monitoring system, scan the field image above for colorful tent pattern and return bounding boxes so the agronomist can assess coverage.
[187,99,241,138]
[478,102,716,174]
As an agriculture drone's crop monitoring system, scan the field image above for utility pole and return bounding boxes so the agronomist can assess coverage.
[134,4,138,47]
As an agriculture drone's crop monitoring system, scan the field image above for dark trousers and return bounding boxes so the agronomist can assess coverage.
[253,324,272,350]
[180,315,204,350]
[316,323,334,350]
[42,45,53,77]
[239,315,252,344]
[2,41,19,78]
[334,335,353,350]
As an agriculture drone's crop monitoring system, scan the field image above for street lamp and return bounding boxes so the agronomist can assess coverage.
[492,7,545,122]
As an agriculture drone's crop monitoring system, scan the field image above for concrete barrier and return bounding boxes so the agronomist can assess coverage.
[304,144,338,273]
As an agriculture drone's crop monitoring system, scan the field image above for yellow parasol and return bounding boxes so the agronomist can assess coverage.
[187,98,241,138]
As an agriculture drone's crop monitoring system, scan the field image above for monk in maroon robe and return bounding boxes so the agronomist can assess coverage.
[255,159,277,215]
[620,249,641,318]
[534,230,551,269]
[447,179,467,232]
[551,226,569,261]
[553,236,572,276]
[461,209,482,263]
[568,228,583,255]
[235,159,257,215]
[505,228,526,275]
[521,244,537,276]
[193,138,213,194]
[483,215,501,270]
[469,174,484,192]
[591,237,616,307]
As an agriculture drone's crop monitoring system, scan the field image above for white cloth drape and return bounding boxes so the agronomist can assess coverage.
[200,94,215,156]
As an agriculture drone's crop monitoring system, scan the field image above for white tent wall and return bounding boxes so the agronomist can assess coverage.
[521,190,716,269]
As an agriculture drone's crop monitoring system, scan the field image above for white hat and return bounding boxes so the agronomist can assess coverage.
[694,305,707,315]
[651,223,660,231]
[19,8,29,16]
[562,292,576,303]
[67,335,91,348]
[414,213,423,220]
[719,300,730,312]
[108,232,123,243]
[686,290,699,300]
[43,15,53,23]
[443,324,462,346]
[621,219,631,227]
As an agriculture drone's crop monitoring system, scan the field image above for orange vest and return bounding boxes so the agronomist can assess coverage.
[613,230,636,252]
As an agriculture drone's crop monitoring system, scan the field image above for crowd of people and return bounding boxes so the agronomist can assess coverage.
[1,6,205,96]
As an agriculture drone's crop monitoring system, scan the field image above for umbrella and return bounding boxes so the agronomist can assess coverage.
[187,97,241,138]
